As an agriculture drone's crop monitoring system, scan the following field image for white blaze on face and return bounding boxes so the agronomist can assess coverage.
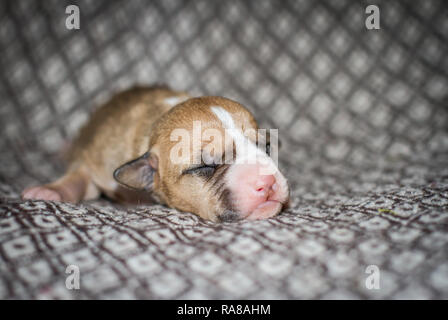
[211,106,275,172]
[210,106,289,218]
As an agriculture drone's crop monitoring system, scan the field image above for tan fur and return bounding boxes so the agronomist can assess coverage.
[146,96,258,220]
[67,86,191,201]
[23,86,265,221]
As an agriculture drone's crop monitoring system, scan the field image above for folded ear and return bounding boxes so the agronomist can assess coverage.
[113,152,157,191]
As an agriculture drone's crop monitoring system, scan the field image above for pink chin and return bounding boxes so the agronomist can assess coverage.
[245,200,282,220]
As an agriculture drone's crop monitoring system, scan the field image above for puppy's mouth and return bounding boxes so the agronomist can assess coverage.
[245,200,283,220]
[218,195,287,222]
[217,199,285,223]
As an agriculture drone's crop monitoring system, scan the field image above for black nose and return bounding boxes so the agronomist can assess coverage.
[218,210,241,223]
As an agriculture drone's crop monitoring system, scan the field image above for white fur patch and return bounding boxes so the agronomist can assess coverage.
[211,106,265,164]
[164,96,189,107]
[211,106,289,201]
[211,106,236,130]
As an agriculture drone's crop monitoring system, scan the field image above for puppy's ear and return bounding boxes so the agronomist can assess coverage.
[113,152,157,191]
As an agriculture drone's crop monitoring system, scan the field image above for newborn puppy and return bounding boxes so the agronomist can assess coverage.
[22,86,289,222]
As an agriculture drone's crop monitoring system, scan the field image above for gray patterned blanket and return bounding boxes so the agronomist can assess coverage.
[1,153,448,299]
[0,0,447,299]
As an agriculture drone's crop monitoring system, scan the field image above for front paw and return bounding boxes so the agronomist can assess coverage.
[22,186,62,202]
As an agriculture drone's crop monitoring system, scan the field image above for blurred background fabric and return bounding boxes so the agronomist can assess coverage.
[0,0,447,299]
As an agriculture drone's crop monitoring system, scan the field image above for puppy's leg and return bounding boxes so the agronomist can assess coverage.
[22,166,99,203]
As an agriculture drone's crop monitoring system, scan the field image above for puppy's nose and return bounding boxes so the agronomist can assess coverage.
[254,174,276,196]
[225,162,289,219]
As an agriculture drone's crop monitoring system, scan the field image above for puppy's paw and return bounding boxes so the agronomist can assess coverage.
[22,186,62,202]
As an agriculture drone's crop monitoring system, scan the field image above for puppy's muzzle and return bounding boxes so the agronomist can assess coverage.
[217,163,289,221]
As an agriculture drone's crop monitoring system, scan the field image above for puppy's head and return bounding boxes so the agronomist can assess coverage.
[114,96,289,222]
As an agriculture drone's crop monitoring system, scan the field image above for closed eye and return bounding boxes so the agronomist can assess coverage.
[266,142,271,156]
[182,164,218,177]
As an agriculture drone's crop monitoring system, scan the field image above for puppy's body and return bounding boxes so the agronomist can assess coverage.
[67,86,190,202]
[23,86,289,222]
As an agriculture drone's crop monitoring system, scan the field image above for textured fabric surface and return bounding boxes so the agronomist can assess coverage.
[1,154,448,299]
[0,0,448,299]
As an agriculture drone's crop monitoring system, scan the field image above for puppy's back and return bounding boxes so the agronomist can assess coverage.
[67,85,190,195]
